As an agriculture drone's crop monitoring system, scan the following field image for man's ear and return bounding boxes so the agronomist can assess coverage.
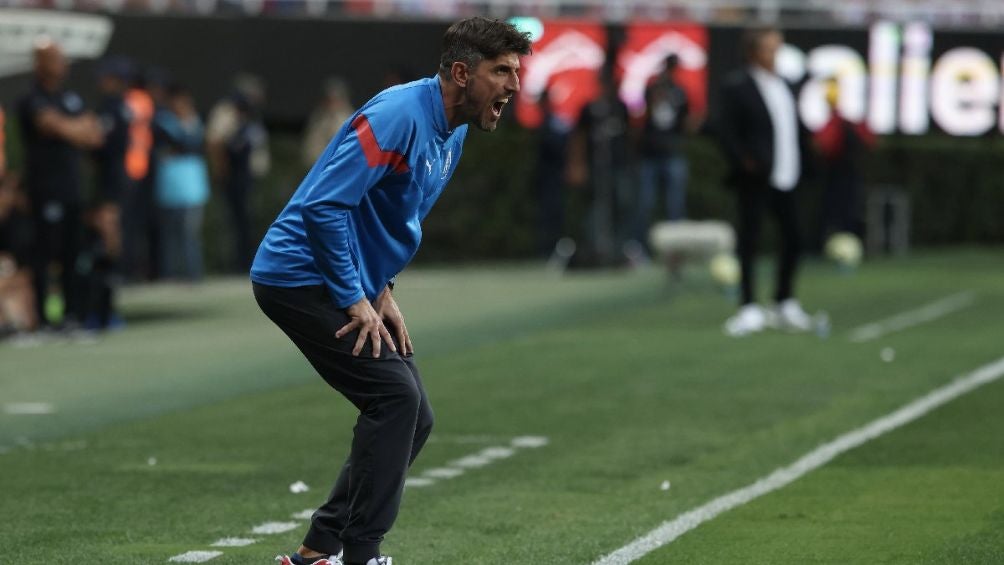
[450,61,469,88]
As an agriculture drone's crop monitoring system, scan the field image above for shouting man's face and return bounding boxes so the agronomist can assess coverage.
[462,52,521,132]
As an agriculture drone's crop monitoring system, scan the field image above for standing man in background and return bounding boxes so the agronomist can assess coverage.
[121,67,156,281]
[568,69,633,266]
[814,77,875,244]
[717,26,813,336]
[252,17,531,565]
[18,38,103,330]
[532,88,572,258]
[0,103,6,177]
[93,56,133,207]
[634,53,690,246]
[207,74,270,272]
[302,77,355,167]
[85,56,134,329]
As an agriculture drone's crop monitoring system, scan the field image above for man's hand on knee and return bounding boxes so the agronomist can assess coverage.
[338,298,396,358]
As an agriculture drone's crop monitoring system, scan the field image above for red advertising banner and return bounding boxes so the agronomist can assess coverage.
[515,20,607,129]
[617,22,709,118]
[516,20,709,129]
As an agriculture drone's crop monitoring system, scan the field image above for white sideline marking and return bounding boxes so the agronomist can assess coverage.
[4,402,55,415]
[426,434,500,444]
[171,436,551,561]
[292,509,314,520]
[168,551,222,563]
[511,435,549,448]
[591,355,1004,565]
[406,435,550,488]
[481,446,516,459]
[250,521,298,535]
[451,454,493,468]
[423,467,465,479]
[848,291,975,343]
[211,538,257,547]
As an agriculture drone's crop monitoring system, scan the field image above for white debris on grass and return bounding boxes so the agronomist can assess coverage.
[289,480,310,493]
[881,347,896,362]
[660,481,671,491]
[148,457,158,466]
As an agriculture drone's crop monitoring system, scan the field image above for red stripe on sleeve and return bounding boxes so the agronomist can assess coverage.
[351,114,410,174]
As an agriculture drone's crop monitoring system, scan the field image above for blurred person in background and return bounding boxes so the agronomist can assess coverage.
[0,108,39,338]
[93,56,133,210]
[717,26,813,336]
[567,69,634,267]
[381,64,417,89]
[84,56,134,329]
[814,77,875,244]
[17,38,103,330]
[222,93,268,272]
[253,17,531,565]
[141,67,175,281]
[207,73,270,272]
[154,84,210,282]
[302,77,355,167]
[0,104,5,177]
[79,201,122,331]
[633,54,691,245]
[532,87,572,257]
[120,65,156,281]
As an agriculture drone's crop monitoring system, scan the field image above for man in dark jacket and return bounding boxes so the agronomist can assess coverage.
[717,26,813,336]
[17,39,103,329]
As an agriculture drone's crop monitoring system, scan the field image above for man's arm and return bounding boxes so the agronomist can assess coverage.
[301,105,414,357]
[715,78,757,174]
[0,106,6,176]
[36,107,103,149]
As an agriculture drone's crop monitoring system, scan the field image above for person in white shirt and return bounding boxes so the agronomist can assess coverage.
[717,26,813,336]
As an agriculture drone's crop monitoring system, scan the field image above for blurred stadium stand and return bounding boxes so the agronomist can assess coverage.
[0,0,1002,29]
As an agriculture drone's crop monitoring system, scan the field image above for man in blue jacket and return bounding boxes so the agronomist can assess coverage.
[253,17,531,565]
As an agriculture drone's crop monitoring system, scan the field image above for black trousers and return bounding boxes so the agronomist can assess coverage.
[225,180,254,273]
[735,185,801,306]
[31,201,84,325]
[253,283,433,564]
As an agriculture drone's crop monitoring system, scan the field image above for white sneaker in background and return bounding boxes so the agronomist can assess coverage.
[776,298,813,332]
[723,304,767,337]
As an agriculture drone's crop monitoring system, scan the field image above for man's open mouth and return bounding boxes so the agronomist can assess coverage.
[491,98,508,119]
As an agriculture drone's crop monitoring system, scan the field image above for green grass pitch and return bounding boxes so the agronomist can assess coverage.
[1,249,1002,564]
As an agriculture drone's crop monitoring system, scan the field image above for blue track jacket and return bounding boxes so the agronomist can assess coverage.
[251,77,468,307]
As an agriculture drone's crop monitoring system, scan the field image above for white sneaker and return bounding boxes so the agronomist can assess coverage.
[723,304,767,337]
[776,299,812,332]
[364,558,392,565]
